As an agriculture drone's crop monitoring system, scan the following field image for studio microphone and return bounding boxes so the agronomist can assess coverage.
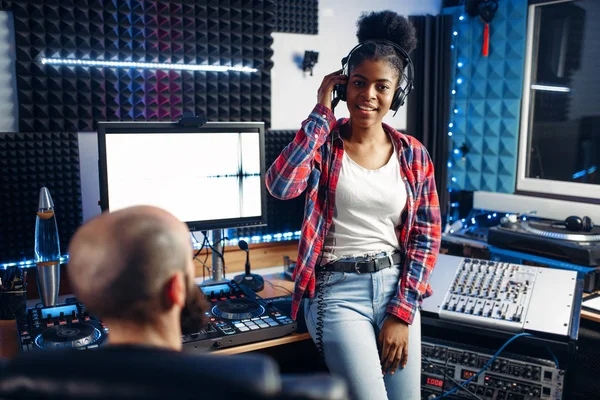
[233,240,264,292]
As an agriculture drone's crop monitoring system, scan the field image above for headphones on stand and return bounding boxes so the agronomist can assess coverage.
[333,39,415,115]
[551,215,594,232]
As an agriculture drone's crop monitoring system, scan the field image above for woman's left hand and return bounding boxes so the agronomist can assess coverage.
[378,314,409,375]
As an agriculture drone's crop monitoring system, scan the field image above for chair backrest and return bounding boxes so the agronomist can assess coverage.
[0,346,348,400]
[0,346,281,400]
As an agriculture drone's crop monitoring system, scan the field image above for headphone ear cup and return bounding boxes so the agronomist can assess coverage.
[564,215,583,231]
[582,216,594,232]
[335,83,347,102]
[390,88,405,111]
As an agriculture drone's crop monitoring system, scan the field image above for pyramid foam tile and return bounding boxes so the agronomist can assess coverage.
[444,0,527,193]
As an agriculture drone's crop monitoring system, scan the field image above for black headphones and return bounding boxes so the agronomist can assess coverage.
[333,39,414,115]
[551,215,594,232]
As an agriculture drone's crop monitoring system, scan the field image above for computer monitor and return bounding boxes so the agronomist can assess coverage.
[517,0,598,202]
[97,121,267,232]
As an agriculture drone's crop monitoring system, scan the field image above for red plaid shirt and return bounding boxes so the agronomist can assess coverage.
[266,104,442,324]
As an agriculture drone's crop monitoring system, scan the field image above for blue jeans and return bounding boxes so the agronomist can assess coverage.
[305,265,421,400]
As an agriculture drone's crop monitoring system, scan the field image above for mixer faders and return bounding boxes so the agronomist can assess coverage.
[439,259,538,332]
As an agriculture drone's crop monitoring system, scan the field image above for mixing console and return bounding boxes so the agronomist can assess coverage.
[439,258,536,332]
[423,255,579,337]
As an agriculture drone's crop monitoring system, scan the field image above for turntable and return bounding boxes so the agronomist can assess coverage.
[212,298,265,320]
[488,217,600,267]
[16,299,109,352]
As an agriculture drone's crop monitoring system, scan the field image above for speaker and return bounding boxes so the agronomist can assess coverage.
[333,39,414,113]
[552,215,594,232]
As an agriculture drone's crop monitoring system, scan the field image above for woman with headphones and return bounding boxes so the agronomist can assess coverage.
[266,10,441,400]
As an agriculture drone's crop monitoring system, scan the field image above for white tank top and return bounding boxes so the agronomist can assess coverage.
[322,143,407,263]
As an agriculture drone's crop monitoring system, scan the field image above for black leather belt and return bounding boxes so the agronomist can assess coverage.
[318,252,402,274]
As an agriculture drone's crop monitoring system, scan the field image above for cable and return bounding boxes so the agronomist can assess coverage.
[314,270,330,360]
[192,233,211,276]
[429,332,560,400]
[264,279,293,295]
[314,126,336,362]
[207,230,227,265]
[421,354,483,400]
[544,344,560,370]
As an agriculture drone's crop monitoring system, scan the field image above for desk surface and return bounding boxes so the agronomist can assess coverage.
[2,275,599,358]
[582,292,600,324]
[0,273,307,358]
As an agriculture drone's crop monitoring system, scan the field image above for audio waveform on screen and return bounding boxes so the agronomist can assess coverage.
[206,172,260,178]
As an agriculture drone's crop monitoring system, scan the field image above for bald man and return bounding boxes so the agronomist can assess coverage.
[67,205,207,349]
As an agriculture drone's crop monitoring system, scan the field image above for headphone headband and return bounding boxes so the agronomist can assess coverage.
[345,39,412,71]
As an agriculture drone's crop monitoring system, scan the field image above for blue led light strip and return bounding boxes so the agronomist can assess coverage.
[2,231,302,269]
[1,255,70,270]
[193,231,302,250]
[41,58,258,73]
[446,11,466,224]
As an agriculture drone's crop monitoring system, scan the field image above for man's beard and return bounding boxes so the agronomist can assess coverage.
[180,277,210,335]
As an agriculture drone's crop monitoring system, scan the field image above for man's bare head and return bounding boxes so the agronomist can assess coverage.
[67,206,194,324]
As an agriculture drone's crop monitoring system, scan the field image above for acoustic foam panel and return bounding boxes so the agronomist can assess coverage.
[275,0,318,35]
[231,129,305,239]
[444,0,527,193]
[0,132,82,262]
[11,0,275,132]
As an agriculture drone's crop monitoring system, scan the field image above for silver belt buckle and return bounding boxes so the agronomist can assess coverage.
[354,262,362,274]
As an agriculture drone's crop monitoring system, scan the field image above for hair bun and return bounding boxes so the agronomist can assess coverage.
[356,10,417,53]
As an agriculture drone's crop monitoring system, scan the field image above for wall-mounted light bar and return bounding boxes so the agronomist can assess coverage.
[530,84,570,93]
[0,255,70,270]
[41,58,258,73]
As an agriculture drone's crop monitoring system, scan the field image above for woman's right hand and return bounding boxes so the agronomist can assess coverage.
[317,69,348,112]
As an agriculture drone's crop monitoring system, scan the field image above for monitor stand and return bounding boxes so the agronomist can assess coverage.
[199,229,229,286]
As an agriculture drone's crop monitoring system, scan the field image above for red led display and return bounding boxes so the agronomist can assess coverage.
[426,377,444,388]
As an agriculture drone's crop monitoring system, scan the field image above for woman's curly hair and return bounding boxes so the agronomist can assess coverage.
[347,10,417,81]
